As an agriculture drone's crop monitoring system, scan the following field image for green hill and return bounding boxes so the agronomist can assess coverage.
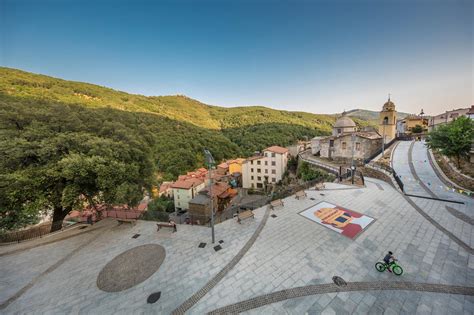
[346,108,409,121]
[0,67,347,178]
[0,67,377,230]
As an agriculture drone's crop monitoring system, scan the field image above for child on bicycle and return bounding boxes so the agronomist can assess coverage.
[383,251,396,272]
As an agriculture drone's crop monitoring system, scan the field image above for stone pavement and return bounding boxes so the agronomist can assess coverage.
[0,174,473,314]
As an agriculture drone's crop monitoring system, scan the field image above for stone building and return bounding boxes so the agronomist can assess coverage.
[311,111,383,164]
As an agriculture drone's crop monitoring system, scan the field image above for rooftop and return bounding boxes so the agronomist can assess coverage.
[264,145,289,154]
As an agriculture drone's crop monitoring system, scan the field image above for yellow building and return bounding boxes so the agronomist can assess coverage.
[227,158,245,175]
[379,96,397,142]
[403,115,428,133]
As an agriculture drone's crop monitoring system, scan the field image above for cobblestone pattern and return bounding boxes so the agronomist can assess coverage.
[208,281,474,314]
[171,206,271,315]
[408,141,438,199]
[0,225,110,310]
[401,193,473,254]
[402,141,474,254]
[0,223,106,257]
[446,206,474,225]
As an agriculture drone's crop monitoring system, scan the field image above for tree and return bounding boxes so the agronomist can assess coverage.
[427,116,474,168]
[411,124,423,134]
[0,101,155,232]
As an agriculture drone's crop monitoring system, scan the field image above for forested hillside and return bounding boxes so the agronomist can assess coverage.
[0,67,374,230]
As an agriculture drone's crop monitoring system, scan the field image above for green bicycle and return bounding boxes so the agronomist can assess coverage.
[375,260,403,276]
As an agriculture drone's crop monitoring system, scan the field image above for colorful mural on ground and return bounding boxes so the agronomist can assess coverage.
[299,201,375,239]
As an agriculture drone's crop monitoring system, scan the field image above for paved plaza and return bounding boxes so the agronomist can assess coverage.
[1,141,473,314]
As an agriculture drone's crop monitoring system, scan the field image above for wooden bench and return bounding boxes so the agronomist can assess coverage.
[237,210,254,224]
[315,183,325,190]
[117,218,136,226]
[295,190,307,200]
[270,199,284,210]
[156,222,176,232]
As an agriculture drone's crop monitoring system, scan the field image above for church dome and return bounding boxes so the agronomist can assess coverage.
[334,116,356,128]
[383,99,395,111]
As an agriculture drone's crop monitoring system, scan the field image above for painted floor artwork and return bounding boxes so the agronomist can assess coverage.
[299,201,375,239]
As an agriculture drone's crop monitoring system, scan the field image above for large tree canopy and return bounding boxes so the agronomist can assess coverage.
[427,116,474,167]
[0,101,155,231]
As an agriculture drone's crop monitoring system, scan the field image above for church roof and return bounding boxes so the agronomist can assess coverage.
[334,116,356,128]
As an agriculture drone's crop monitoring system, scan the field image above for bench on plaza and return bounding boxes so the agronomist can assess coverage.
[295,190,307,200]
[237,210,254,224]
[117,218,136,226]
[315,183,325,190]
[156,222,176,232]
[270,199,284,210]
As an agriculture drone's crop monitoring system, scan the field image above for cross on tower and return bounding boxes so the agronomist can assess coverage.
[388,93,391,101]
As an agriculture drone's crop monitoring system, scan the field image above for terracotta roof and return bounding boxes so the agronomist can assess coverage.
[197,168,207,172]
[218,162,229,169]
[171,178,203,190]
[201,182,229,198]
[264,146,289,154]
[244,155,264,162]
[159,182,173,193]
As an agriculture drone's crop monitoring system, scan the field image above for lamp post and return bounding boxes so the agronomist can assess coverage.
[419,109,425,135]
[382,120,387,157]
[351,133,356,184]
[203,149,216,244]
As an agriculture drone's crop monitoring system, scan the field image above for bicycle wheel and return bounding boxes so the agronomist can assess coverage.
[375,262,386,272]
[392,265,403,276]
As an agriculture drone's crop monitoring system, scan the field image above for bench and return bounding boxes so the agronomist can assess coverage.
[315,183,325,190]
[117,218,136,226]
[237,210,254,224]
[270,199,284,210]
[295,190,307,200]
[157,222,176,232]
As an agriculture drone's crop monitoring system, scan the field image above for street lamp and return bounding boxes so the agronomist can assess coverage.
[351,133,356,184]
[203,148,216,244]
[381,119,387,157]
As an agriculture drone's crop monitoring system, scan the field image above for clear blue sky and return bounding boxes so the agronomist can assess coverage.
[1,0,472,114]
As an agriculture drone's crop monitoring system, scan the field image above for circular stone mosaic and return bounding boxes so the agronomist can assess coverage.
[97,244,165,292]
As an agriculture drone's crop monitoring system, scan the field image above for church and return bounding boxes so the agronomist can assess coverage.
[311,98,397,164]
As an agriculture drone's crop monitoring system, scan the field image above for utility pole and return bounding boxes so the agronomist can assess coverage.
[382,120,386,158]
[351,133,355,184]
[203,149,216,244]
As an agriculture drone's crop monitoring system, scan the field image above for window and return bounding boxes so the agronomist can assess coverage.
[257,183,263,188]
[258,176,261,181]
[337,128,342,134]
[251,160,254,165]
[251,168,254,172]
[265,169,268,174]
[329,140,334,147]
[342,142,347,149]
[356,142,361,151]
[251,176,254,180]
[271,153,276,157]
[265,161,268,166]
[272,177,276,183]
[272,169,276,174]
[257,169,261,173]
[257,160,261,165]
[271,161,276,166]
[251,183,254,188]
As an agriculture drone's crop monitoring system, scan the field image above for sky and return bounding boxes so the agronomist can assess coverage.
[1,0,473,115]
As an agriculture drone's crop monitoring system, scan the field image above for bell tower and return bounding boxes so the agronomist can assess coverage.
[379,95,397,142]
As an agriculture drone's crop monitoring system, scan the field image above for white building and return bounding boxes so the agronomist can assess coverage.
[171,178,205,211]
[242,146,289,189]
